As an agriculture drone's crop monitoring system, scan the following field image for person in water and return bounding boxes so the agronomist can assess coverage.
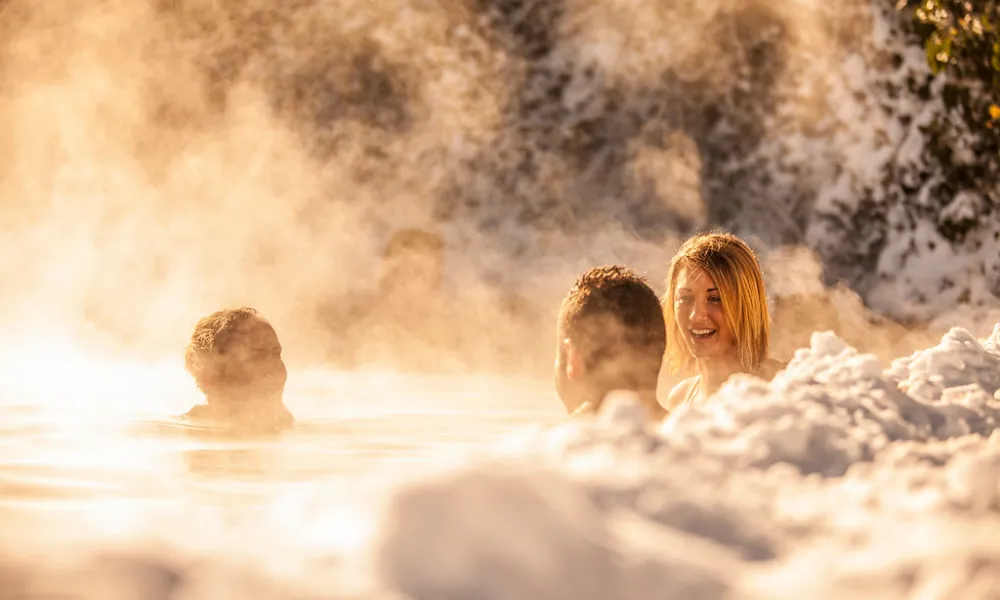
[182,307,294,434]
[320,227,455,371]
[378,227,446,298]
[662,231,784,412]
[555,265,667,420]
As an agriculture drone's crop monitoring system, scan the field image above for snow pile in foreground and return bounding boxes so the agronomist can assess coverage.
[3,324,1000,600]
[372,324,1000,600]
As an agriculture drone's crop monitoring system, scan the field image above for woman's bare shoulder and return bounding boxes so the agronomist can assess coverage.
[665,376,699,411]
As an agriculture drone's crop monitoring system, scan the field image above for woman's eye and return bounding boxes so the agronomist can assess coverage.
[709,296,722,303]
[676,296,692,304]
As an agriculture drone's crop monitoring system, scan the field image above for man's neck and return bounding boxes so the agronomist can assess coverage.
[207,392,285,414]
[633,388,666,420]
[571,385,663,420]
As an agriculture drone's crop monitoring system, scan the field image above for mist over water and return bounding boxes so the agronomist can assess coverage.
[3,0,987,371]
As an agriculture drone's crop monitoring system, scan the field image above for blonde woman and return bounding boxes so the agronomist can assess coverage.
[662,231,785,412]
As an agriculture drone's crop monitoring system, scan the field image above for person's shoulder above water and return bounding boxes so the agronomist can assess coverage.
[180,402,294,436]
[182,403,213,421]
[568,392,667,422]
[663,359,782,412]
[569,401,598,418]
[664,376,699,412]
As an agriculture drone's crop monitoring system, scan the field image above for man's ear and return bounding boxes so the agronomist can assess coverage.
[562,338,586,381]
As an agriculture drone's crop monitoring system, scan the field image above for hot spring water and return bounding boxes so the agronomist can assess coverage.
[0,361,558,481]
[0,361,559,559]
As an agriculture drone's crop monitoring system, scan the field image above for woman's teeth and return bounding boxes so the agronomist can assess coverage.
[691,329,716,340]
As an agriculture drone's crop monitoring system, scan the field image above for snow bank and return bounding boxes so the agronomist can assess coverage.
[371,324,1000,600]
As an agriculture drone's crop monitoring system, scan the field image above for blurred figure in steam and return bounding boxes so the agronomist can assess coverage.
[182,307,293,434]
[320,226,547,372]
[662,231,784,412]
[555,265,667,420]
[378,228,446,298]
[323,228,459,371]
[364,228,453,371]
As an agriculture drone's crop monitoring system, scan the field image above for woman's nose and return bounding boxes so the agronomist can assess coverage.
[689,299,709,321]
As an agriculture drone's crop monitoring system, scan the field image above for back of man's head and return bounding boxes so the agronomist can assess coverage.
[556,266,666,409]
[383,228,444,260]
[184,307,286,402]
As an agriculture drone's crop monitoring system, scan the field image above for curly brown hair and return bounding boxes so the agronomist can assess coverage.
[558,265,666,390]
[184,307,285,394]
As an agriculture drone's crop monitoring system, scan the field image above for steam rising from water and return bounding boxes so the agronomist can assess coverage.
[0,0,992,372]
[0,0,509,363]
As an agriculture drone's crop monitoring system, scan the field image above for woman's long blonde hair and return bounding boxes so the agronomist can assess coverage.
[663,231,770,377]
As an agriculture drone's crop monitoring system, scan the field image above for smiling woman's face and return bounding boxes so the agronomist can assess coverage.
[673,265,737,362]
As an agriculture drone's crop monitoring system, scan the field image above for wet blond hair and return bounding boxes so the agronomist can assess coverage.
[663,231,770,377]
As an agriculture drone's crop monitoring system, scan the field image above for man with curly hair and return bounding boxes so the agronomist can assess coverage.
[555,265,667,420]
[182,307,293,433]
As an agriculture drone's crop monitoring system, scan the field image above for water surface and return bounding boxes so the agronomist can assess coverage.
[0,359,560,547]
